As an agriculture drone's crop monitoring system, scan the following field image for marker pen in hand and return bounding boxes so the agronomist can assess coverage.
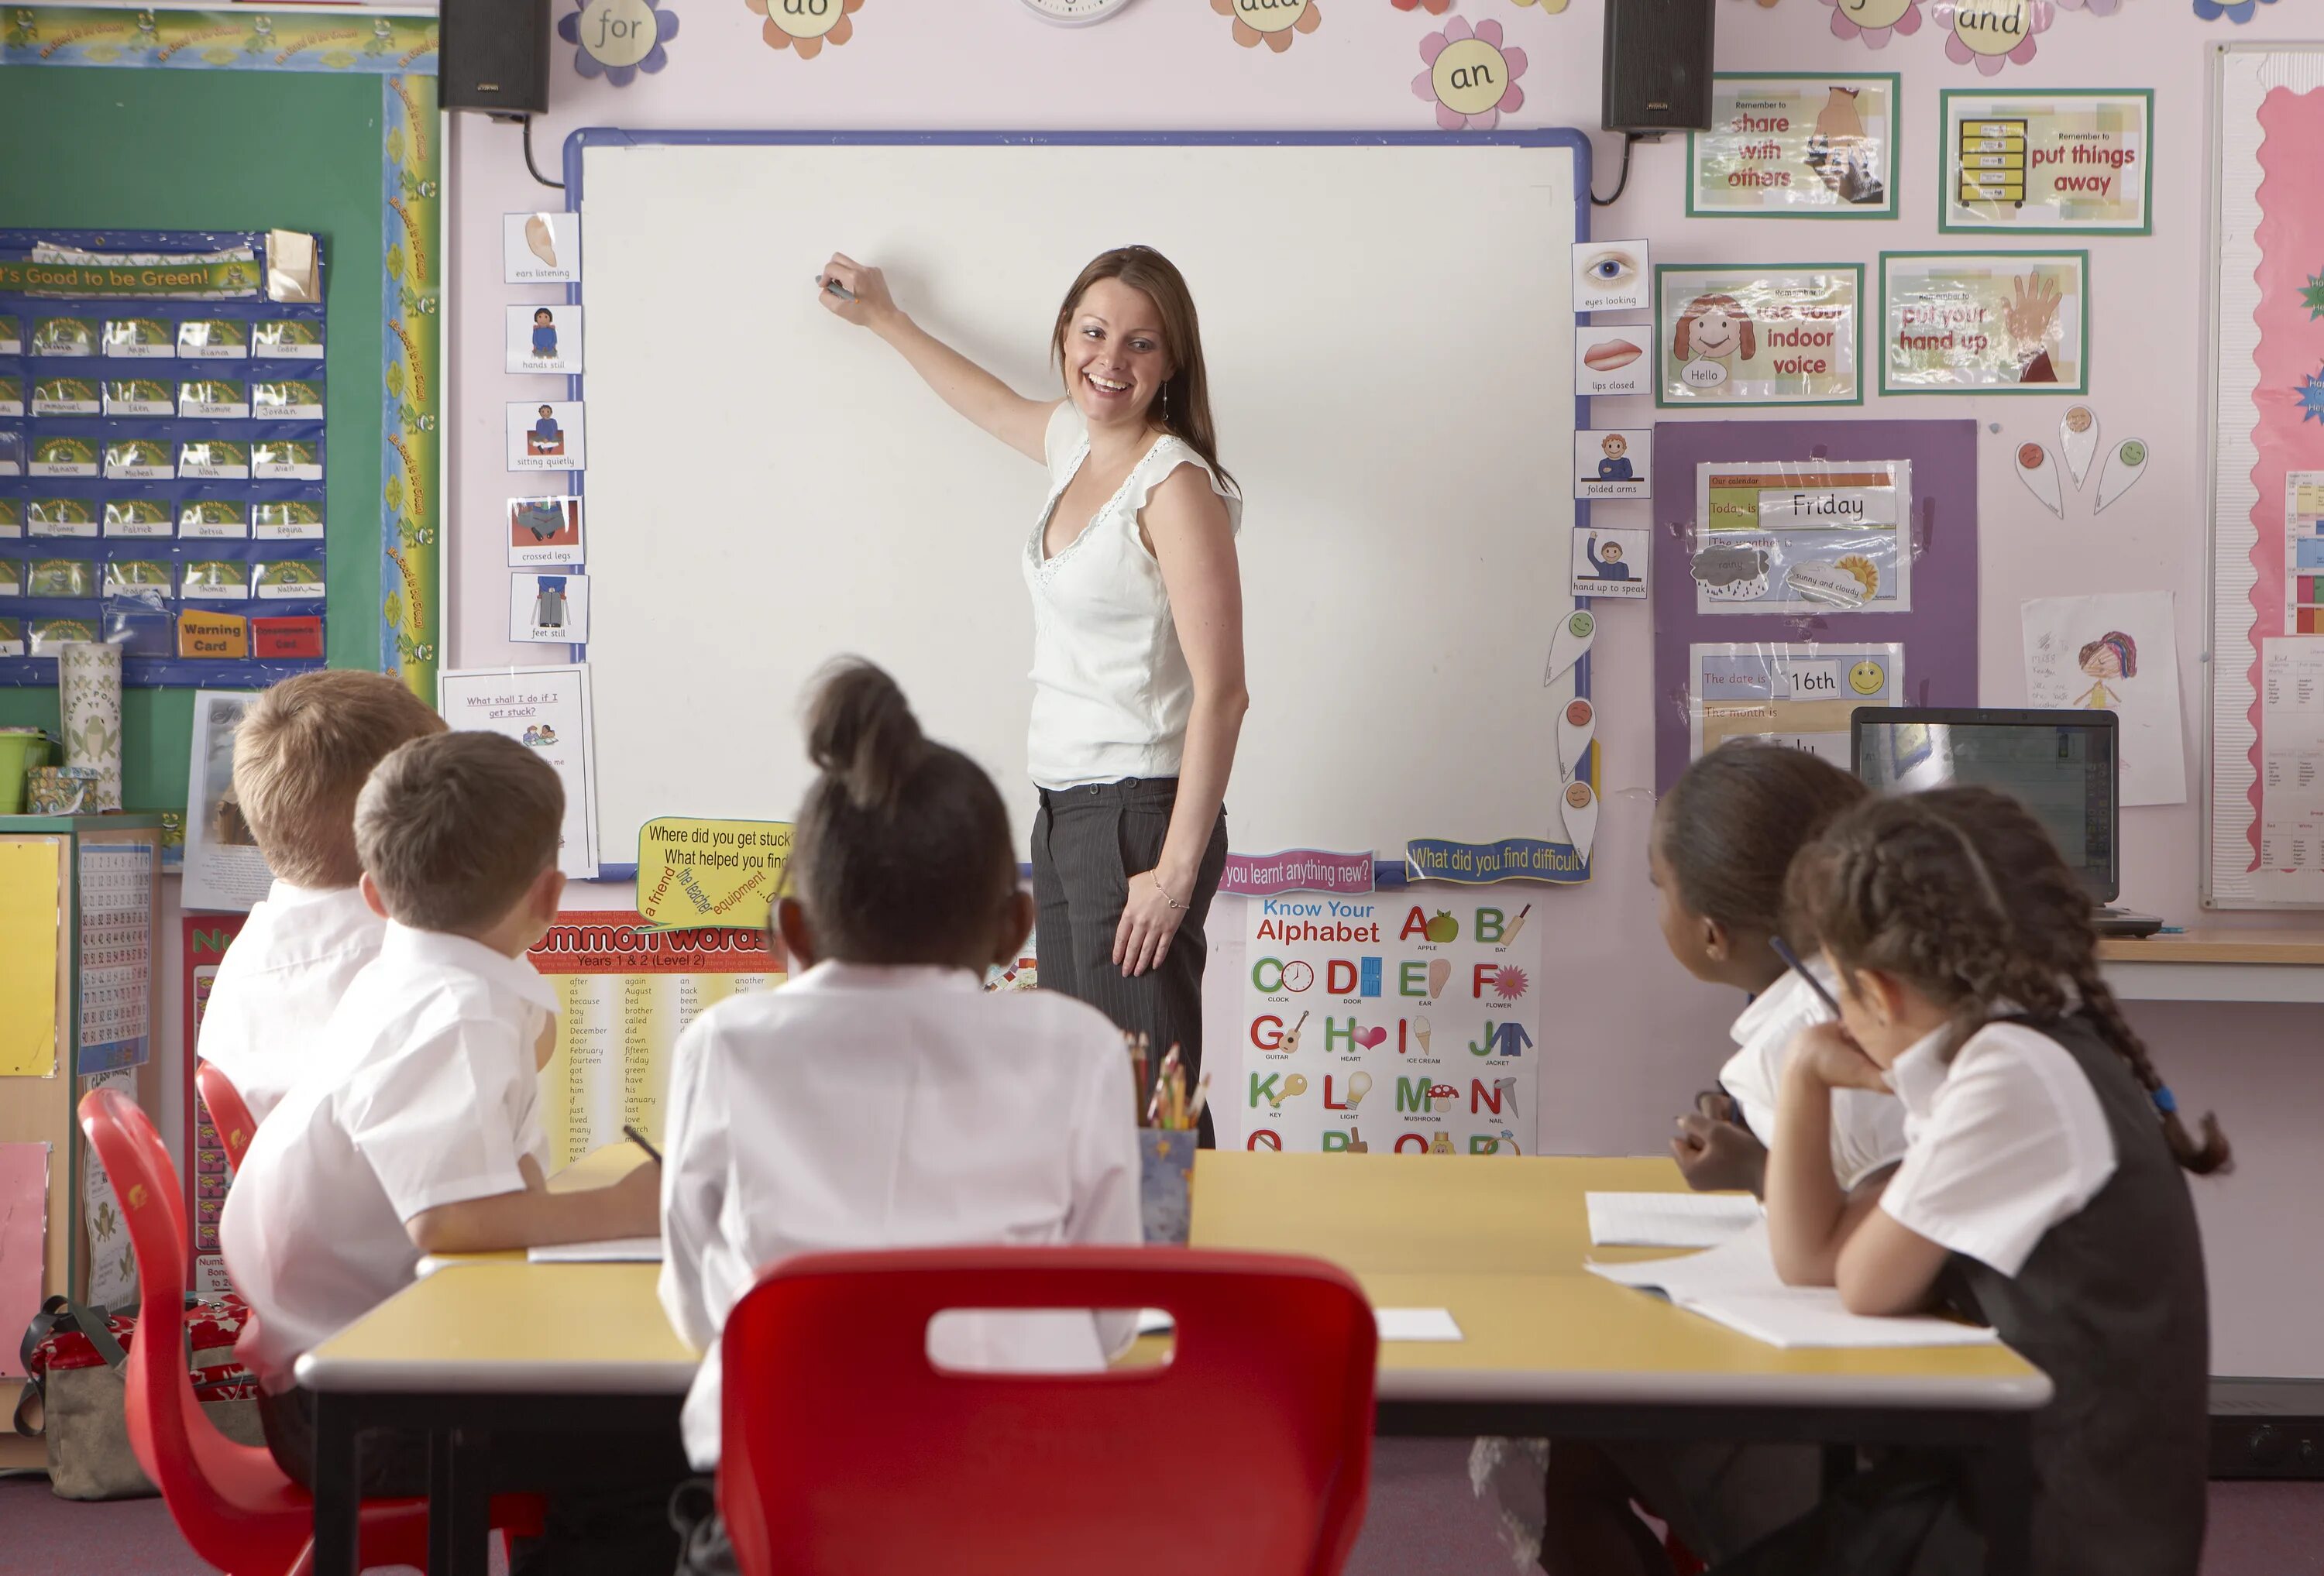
[816,276,858,303]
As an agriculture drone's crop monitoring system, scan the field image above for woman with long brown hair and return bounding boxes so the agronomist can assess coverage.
[816,246,1246,1139]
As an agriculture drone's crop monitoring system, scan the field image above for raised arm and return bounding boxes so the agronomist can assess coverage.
[816,252,1057,463]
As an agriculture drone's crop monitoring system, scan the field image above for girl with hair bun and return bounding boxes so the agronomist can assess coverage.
[1727,785,2225,1576]
[655,660,1144,1561]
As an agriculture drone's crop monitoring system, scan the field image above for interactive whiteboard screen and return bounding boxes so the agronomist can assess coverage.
[576,133,1585,864]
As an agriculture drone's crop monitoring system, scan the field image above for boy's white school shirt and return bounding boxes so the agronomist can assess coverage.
[658,960,1143,1471]
[1879,1019,2118,1277]
[219,923,555,1387]
[1718,964,1911,1190]
[194,880,385,1123]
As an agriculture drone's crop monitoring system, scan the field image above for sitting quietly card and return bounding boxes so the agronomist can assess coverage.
[506,401,586,472]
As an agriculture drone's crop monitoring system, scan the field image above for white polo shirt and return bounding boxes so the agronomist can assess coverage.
[196,881,385,1122]
[658,961,1143,1471]
[1879,1019,2119,1278]
[1718,965,1911,1190]
[220,924,555,1386]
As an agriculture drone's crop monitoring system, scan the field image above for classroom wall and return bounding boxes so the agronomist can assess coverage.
[439,3,2324,1376]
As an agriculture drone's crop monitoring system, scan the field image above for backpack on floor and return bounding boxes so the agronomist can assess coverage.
[13,1293,263,1500]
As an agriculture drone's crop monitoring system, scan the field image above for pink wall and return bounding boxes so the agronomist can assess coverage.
[448,2,2324,1375]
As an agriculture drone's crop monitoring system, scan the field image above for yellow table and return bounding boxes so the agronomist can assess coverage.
[1190,1152,2047,1409]
[1192,1152,2046,1574]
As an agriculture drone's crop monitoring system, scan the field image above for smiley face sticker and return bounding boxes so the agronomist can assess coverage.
[1545,608,1597,687]
[1848,658,1888,695]
[1557,696,1597,779]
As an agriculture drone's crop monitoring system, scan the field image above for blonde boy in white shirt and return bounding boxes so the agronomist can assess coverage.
[198,670,445,1122]
[222,732,662,1536]
[658,661,1142,1557]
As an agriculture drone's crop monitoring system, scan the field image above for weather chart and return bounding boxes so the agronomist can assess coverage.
[1240,894,1541,1155]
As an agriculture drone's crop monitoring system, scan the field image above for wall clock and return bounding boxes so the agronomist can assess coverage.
[1022,0,1138,23]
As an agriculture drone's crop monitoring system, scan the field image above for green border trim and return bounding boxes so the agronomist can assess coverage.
[0,9,438,72]
[380,74,442,702]
[1652,261,1867,410]
[1876,249,2093,397]
[1936,88,2154,237]
[1686,73,1904,222]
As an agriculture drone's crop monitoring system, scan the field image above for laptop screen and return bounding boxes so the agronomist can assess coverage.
[1849,708,2119,903]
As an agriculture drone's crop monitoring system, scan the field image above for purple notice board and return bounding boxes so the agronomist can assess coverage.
[1650,420,1980,793]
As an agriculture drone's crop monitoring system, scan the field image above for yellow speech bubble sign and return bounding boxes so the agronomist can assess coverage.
[637,816,792,932]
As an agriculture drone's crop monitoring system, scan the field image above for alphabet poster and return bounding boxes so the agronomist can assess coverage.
[1693,459,1912,616]
[1880,251,2089,394]
[1690,642,1907,764]
[1239,896,1541,1156]
[1655,264,1862,407]
[1941,91,2152,234]
[2021,592,2187,806]
[1690,74,1899,219]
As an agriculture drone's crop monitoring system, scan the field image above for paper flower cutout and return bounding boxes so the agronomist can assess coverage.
[2053,0,2116,9]
[1412,17,1527,131]
[1391,0,1451,12]
[1508,0,1570,12]
[1215,0,1321,50]
[747,0,859,57]
[559,0,678,84]
[2302,369,2324,424]
[1936,0,2047,72]
[2195,0,2276,19]
[1820,0,1925,46]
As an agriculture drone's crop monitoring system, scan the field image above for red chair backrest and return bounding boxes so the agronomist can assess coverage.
[719,1246,1377,1576]
[77,1088,242,1553]
[194,1061,259,1173]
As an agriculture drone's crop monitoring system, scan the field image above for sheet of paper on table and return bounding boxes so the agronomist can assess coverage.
[1587,1190,1763,1248]
[1375,1307,1463,1343]
[526,1236,662,1264]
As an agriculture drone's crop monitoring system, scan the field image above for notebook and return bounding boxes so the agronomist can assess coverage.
[1587,1190,1763,1248]
[1587,1223,1999,1350]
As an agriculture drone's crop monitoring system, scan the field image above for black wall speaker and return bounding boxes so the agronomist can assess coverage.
[442,0,551,120]
[1603,0,1716,136]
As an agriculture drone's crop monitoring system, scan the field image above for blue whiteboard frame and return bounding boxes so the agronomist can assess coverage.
[558,128,1597,887]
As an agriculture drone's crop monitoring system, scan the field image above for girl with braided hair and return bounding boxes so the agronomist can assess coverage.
[1727,785,2225,1576]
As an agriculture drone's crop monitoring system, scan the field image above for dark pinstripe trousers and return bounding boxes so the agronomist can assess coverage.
[1031,777,1229,1145]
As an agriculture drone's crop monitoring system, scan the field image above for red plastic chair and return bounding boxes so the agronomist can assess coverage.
[719,1245,1378,1576]
[77,1087,539,1575]
[195,1060,260,1171]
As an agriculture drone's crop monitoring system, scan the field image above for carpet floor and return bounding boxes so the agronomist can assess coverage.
[7,1450,2320,1574]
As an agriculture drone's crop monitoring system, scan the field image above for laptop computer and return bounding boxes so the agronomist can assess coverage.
[1849,706,2164,939]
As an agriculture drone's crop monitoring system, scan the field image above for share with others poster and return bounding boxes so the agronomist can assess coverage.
[1241,894,1540,1155]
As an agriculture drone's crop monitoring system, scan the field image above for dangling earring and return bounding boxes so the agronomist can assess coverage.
[1161,382,1171,422]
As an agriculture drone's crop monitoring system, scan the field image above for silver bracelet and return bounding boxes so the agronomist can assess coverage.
[1154,875,1189,912]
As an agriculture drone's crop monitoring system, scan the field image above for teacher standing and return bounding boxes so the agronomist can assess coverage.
[817,245,1246,1134]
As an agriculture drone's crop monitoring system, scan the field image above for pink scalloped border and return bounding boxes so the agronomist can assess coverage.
[2243,87,2324,869]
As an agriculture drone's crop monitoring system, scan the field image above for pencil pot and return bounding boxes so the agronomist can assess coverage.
[1139,1130,1197,1245]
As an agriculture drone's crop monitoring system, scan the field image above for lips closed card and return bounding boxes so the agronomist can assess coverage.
[1578,335,1651,397]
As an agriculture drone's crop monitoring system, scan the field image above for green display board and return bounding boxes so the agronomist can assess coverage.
[0,67,383,812]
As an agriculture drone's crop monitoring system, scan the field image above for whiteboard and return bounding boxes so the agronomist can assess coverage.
[2202,46,2324,907]
[575,133,1586,864]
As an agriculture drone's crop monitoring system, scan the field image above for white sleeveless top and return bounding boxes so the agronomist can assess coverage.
[1022,400,1242,791]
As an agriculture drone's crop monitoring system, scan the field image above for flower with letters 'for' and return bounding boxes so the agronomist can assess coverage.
[1412,17,1528,132]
